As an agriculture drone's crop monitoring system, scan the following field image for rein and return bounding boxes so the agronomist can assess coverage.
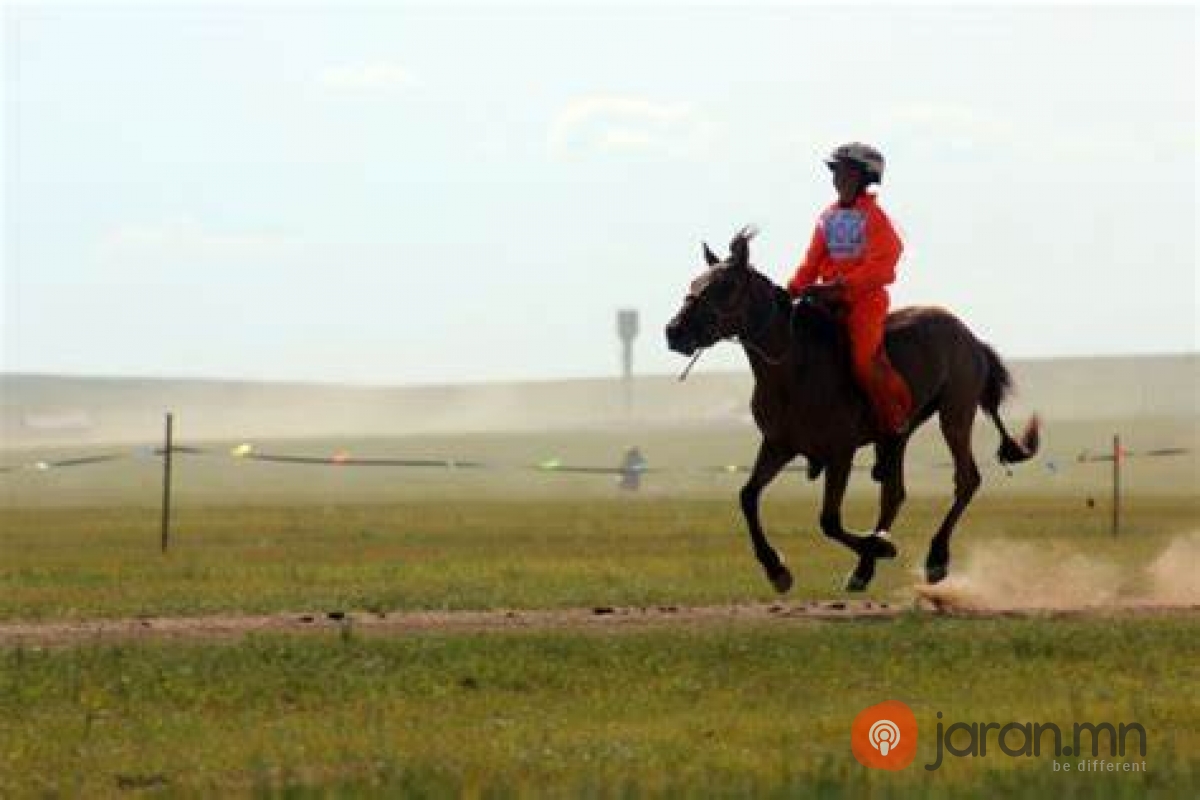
[677,279,796,380]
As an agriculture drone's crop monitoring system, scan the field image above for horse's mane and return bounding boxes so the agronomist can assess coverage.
[791,298,844,346]
[754,272,843,349]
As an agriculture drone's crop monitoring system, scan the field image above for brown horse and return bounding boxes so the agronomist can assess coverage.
[665,228,1039,592]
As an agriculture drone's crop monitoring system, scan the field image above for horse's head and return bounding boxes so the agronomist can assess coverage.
[665,227,777,356]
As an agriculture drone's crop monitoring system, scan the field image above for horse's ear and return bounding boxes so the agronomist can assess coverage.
[729,225,757,269]
[702,242,720,267]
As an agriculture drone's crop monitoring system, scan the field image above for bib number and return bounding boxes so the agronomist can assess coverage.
[824,209,866,260]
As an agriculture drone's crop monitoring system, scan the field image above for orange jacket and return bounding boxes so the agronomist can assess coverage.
[786,192,903,303]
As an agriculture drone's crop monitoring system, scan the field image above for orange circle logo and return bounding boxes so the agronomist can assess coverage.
[851,700,918,770]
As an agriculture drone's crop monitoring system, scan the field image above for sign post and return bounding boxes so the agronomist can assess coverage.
[1112,434,1121,537]
[161,413,174,553]
[616,308,639,415]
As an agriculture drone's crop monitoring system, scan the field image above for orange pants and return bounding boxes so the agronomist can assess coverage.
[846,294,912,435]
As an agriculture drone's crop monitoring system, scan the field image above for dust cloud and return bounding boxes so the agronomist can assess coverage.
[1145,532,1200,606]
[2,373,751,448]
[912,533,1200,612]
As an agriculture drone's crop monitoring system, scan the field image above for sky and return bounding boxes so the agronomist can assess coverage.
[3,3,1196,386]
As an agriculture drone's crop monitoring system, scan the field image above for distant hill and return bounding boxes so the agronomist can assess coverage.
[2,354,1196,447]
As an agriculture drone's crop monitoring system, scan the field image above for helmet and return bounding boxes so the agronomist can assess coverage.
[825,142,885,184]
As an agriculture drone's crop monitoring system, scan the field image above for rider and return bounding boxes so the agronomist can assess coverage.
[786,142,912,437]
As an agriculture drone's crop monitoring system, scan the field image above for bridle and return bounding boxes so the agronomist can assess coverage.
[683,268,796,369]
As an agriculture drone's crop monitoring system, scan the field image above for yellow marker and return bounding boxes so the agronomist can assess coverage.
[231,444,253,458]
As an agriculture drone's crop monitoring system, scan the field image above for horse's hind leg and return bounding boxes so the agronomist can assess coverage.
[740,439,796,593]
[818,456,898,591]
[926,409,982,584]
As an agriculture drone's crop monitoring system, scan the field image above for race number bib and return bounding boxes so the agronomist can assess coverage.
[823,209,866,260]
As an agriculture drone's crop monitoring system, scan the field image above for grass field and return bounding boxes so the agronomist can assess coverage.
[1,423,1196,797]
[1,618,1196,797]
[0,494,1195,621]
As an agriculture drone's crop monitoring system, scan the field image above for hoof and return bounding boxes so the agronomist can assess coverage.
[865,533,898,560]
[768,564,794,594]
[925,563,949,584]
[845,558,876,592]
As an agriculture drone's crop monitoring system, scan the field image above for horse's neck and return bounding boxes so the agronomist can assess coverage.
[743,301,801,384]
[744,305,845,394]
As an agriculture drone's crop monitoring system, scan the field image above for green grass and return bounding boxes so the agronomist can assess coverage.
[0,495,1195,621]
[1,454,1196,797]
[0,618,1196,797]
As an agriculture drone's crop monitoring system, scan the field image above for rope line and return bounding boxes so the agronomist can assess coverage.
[0,442,1188,475]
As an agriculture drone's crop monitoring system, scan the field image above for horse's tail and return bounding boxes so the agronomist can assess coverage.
[979,341,1040,465]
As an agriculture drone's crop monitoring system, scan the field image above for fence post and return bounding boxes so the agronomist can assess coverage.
[161,412,174,553]
[1112,433,1120,537]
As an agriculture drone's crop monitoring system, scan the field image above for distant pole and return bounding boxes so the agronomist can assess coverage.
[161,412,174,553]
[616,309,640,415]
[1112,434,1120,537]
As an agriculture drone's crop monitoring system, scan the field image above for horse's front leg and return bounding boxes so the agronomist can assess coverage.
[739,439,795,593]
[818,456,898,591]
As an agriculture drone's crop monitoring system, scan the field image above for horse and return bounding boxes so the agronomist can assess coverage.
[665,228,1039,592]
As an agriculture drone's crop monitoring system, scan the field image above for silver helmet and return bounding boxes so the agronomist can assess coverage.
[825,142,885,184]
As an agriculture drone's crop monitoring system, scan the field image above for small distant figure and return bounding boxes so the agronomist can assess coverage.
[618,446,648,491]
[1086,497,1096,509]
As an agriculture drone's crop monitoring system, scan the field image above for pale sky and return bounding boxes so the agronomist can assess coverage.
[3,3,1196,385]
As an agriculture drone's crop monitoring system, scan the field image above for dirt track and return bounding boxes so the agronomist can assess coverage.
[2,600,1197,647]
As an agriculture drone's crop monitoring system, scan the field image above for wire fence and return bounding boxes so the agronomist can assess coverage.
[1,438,1188,476]
[4,414,1194,546]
